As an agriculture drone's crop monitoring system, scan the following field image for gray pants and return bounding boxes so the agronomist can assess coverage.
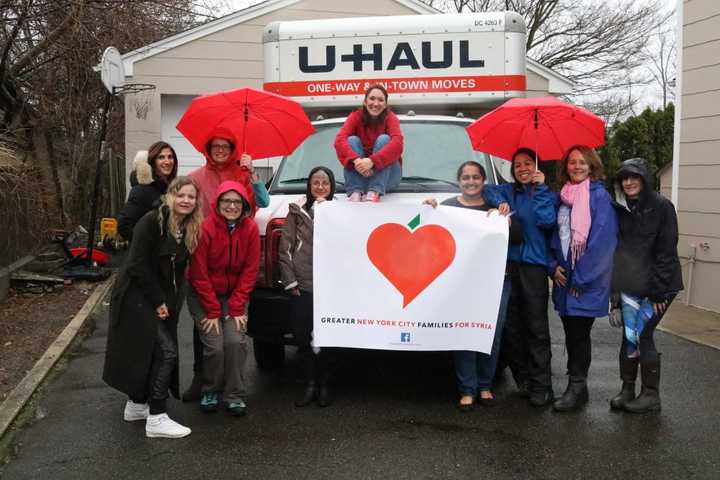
[187,288,248,403]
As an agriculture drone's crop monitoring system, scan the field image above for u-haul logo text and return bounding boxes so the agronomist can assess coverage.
[299,41,484,73]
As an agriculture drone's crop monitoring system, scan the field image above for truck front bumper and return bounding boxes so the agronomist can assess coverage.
[247,288,296,345]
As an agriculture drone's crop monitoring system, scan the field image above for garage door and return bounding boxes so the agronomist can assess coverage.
[161,94,204,175]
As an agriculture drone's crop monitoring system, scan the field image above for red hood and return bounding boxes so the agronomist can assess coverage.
[211,180,251,223]
[204,126,240,171]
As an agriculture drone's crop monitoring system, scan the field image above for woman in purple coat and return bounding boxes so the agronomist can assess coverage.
[549,145,618,412]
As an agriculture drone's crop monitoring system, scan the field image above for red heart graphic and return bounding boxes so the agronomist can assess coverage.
[367,223,456,307]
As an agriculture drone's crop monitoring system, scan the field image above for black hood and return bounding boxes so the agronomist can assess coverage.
[614,157,653,208]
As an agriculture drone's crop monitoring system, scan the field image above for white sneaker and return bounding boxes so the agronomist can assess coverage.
[145,413,191,439]
[123,400,149,422]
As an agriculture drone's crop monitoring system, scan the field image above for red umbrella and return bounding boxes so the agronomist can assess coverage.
[176,87,315,159]
[466,96,605,162]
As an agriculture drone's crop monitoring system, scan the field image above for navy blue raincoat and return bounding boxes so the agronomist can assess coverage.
[549,181,618,317]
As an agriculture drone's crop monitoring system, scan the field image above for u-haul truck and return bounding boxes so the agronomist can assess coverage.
[248,12,526,367]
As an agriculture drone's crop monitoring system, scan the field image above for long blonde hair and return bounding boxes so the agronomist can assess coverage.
[158,176,203,253]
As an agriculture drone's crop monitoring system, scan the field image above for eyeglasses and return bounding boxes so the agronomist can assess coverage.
[219,198,244,207]
[211,144,232,152]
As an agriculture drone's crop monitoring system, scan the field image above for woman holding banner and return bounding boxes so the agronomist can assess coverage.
[334,84,403,203]
[278,167,337,407]
[482,149,557,407]
[424,161,521,410]
[549,146,617,412]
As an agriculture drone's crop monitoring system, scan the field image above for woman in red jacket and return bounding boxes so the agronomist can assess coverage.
[188,181,261,416]
[334,84,404,202]
[184,127,269,402]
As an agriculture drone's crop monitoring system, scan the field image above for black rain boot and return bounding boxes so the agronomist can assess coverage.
[610,355,639,410]
[317,379,333,407]
[624,353,661,413]
[552,376,588,412]
[181,374,202,403]
[316,350,334,407]
[295,381,317,407]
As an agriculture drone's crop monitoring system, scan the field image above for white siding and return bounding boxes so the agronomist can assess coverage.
[667,0,720,311]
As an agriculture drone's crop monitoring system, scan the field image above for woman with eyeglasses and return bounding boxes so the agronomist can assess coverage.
[184,128,270,402]
[189,128,270,217]
[187,180,261,416]
[278,167,337,407]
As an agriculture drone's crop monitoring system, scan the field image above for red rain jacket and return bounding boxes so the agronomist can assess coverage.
[189,126,257,218]
[189,181,260,318]
[334,109,403,170]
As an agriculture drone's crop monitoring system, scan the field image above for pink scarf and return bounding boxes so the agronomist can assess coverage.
[560,178,591,266]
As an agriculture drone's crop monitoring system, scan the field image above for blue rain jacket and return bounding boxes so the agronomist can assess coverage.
[550,181,618,317]
[483,183,557,267]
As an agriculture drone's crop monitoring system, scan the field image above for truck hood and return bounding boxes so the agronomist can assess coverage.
[254,192,458,234]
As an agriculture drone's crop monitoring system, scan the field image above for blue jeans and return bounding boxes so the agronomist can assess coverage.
[344,134,402,195]
[453,276,512,395]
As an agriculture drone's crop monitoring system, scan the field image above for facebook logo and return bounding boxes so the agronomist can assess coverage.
[400,332,411,343]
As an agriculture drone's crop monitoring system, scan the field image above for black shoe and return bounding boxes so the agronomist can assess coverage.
[611,355,639,410]
[610,382,636,410]
[181,375,202,403]
[625,354,661,413]
[295,382,317,407]
[317,382,333,407]
[552,377,588,412]
[516,380,531,398]
[529,389,554,407]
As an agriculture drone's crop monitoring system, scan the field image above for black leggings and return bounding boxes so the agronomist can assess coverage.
[131,321,178,414]
[292,291,333,383]
[560,316,595,378]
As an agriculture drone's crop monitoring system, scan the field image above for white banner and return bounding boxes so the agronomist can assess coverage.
[313,202,508,353]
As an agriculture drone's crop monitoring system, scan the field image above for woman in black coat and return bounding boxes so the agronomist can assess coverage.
[117,141,179,241]
[103,176,203,438]
[609,158,683,413]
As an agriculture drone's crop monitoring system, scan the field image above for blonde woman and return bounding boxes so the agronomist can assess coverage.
[104,176,203,439]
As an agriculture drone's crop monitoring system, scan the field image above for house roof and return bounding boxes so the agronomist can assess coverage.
[117,0,574,93]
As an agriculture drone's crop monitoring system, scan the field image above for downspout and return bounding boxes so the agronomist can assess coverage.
[685,244,696,306]
[671,0,683,209]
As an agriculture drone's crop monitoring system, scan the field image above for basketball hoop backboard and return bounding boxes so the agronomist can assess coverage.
[101,47,125,94]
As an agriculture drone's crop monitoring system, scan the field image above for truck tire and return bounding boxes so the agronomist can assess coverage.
[253,338,285,371]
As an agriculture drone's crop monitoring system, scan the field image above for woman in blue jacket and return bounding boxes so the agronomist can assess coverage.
[549,145,618,412]
[483,148,557,407]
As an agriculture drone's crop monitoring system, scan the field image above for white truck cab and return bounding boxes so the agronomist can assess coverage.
[248,12,526,368]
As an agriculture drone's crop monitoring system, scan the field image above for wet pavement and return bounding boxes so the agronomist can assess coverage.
[1,300,719,479]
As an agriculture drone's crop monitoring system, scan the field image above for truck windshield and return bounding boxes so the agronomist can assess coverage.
[269,120,496,194]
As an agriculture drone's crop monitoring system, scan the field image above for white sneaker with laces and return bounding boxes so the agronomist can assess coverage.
[145,413,191,438]
[123,400,149,422]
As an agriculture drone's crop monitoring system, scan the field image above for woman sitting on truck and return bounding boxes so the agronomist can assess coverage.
[334,83,403,203]
[278,166,337,407]
[423,161,521,410]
